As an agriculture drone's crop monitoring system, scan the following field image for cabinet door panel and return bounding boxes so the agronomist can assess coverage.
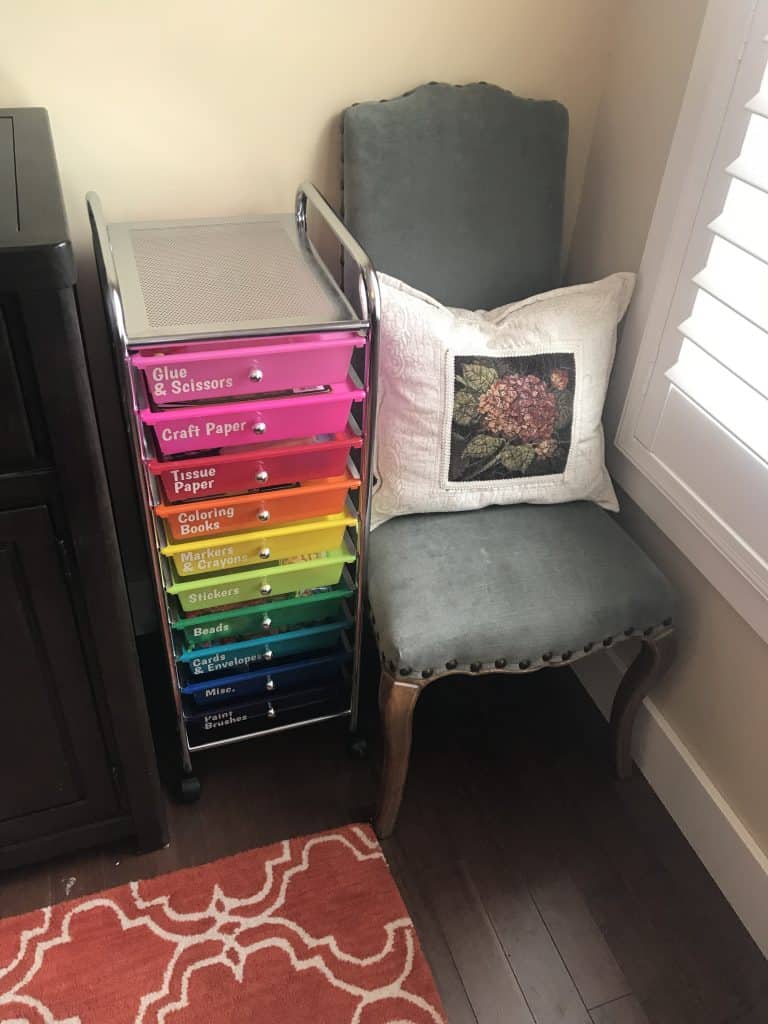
[0,505,118,845]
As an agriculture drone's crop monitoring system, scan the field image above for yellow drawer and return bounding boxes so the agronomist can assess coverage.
[161,512,357,578]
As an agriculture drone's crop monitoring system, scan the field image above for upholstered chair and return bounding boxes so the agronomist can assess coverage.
[341,83,678,838]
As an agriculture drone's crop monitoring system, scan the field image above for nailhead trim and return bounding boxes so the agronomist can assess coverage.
[376,618,675,681]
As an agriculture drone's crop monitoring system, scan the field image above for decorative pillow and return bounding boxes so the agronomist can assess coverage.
[371,272,635,529]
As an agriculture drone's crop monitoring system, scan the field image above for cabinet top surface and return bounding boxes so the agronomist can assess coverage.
[108,213,365,343]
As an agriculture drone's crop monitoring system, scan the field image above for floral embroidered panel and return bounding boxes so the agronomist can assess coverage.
[449,354,575,482]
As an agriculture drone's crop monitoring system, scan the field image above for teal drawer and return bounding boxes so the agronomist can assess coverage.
[176,617,350,678]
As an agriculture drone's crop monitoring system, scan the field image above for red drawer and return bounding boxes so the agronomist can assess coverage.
[147,430,362,503]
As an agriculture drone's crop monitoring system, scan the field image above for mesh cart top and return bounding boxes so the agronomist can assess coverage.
[107,212,365,343]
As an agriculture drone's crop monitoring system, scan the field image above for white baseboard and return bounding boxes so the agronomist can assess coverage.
[574,647,768,958]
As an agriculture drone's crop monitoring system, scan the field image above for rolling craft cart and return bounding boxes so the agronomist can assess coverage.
[87,184,380,800]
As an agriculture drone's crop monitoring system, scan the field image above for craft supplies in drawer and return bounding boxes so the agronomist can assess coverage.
[142,379,365,456]
[167,542,356,611]
[148,430,362,503]
[162,512,356,577]
[185,682,347,746]
[172,580,355,647]
[177,616,350,678]
[156,471,359,540]
[133,332,364,405]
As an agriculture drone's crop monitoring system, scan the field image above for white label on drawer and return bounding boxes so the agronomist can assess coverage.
[203,710,247,729]
[205,421,247,439]
[203,685,236,697]
[191,622,231,638]
[178,545,248,574]
[167,466,217,498]
[191,649,267,675]
[185,585,240,605]
[177,504,235,536]
[150,366,235,398]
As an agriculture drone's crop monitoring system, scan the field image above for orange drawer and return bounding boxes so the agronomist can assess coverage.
[155,472,360,541]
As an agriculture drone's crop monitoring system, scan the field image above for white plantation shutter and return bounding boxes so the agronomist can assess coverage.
[615,2,768,631]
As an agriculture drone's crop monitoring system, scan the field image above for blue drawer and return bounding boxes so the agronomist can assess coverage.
[176,617,350,679]
[184,681,347,746]
[180,647,350,708]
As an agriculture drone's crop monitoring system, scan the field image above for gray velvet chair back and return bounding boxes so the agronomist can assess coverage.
[342,82,568,310]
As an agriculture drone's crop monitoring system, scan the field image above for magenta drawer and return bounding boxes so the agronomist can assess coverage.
[141,379,364,456]
[132,332,364,406]
[148,430,362,502]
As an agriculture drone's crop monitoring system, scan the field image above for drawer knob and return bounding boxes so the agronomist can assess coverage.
[253,421,267,434]
[258,509,270,522]
[265,676,275,692]
[260,583,272,595]
[261,616,272,630]
[263,648,273,661]
[255,469,269,483]
[259,547,271,560]
[249,368,264,382]
[267,701,276,719]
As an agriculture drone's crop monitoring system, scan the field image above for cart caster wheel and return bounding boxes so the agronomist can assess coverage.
[177,775,201,803]
[347,734,369,760]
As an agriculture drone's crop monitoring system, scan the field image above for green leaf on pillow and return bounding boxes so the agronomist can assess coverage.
[555,390,574,430]
[461,363,498,391]
[461,435,505,461]
[453,390,481,426]
[498,443,536,473]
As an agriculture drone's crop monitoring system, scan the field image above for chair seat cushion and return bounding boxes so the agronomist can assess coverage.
[367,502,677,676]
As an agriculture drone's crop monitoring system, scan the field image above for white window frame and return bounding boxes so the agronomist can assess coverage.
[609,0,768,644]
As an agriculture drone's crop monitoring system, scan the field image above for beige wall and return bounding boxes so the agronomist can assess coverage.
[2,0,614,261]
[568,0,768,855]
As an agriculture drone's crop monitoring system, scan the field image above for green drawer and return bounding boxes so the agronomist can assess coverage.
[166,543,356,612]
[172,582,355,647]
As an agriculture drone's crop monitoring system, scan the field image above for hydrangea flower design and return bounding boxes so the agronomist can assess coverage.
[477,373,558,442]
[449,354,575,482]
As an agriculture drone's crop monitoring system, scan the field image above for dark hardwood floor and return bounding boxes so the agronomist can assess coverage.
[2,666,766,1023]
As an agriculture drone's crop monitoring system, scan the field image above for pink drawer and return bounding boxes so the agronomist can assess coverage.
[141,379,365,456]
[132,332,364,406]
[148,430,362,502]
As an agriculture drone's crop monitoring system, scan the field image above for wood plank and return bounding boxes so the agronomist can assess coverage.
[398,748,534,1024]
[411,728,593,1024]
[590,995,650,1024]
[384,836,478,1024]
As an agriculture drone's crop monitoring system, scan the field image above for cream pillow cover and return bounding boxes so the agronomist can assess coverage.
[371,272,635,529]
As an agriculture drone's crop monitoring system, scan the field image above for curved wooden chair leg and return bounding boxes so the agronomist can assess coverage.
[375,669,423,839]
[610,630,677,779]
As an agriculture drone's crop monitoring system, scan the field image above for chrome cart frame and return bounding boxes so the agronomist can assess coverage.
[87,183,379,793]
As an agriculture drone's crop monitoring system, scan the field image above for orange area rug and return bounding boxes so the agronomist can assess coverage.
[0,824,446,1023]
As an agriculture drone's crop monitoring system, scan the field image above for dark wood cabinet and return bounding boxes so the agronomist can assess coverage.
[0,108,167,868]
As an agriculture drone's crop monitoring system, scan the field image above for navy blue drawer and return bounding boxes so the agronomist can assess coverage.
[184,683,347,746]
[180,647,349,708]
